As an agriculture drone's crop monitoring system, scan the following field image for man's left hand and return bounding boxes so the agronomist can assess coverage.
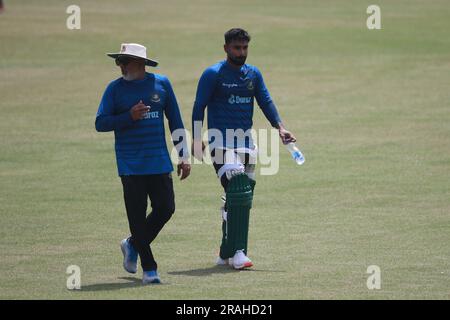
[278,125,297,145]
[177,161,191,180]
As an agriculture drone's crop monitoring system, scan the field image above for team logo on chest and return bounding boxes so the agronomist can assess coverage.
[150,93,160,103]
[246,80,254,90]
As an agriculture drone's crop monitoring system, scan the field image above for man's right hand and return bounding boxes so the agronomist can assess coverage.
[192,140,206,162]
[130,100,150,121]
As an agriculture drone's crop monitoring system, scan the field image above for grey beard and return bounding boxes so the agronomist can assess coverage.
[122,73,138,81]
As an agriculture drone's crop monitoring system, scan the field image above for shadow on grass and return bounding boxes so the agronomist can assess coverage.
[168,266,285,277]
[78,277,164,292]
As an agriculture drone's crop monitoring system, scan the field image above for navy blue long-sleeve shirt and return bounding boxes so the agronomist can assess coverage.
[96,72,187,175]
[192,60,281,149]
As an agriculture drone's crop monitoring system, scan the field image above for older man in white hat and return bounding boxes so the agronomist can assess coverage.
[95,43,191,284]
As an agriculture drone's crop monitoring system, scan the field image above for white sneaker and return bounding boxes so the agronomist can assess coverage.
[231,250,253,270]
[216,256,232,266]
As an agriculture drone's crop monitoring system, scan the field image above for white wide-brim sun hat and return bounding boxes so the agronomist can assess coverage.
[107,43,158,67]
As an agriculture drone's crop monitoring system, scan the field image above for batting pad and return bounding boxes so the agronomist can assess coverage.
[220,173,253,259]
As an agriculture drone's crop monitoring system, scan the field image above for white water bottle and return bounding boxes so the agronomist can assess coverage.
[286,142,305,165]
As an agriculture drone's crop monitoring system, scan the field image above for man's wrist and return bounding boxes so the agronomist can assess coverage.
[179,155,190,164]
[275,122,285,130]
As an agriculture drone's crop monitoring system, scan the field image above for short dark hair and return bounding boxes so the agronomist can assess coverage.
[224,28,251,44]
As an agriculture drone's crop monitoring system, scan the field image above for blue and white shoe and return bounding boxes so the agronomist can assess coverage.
[120,238,138,274]
[142,270,161,284]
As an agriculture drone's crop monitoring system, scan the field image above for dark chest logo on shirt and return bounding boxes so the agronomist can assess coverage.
[150,93,161,103]
[246,80,254,90]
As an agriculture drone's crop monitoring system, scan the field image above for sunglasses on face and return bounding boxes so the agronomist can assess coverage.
[115,56,133,66]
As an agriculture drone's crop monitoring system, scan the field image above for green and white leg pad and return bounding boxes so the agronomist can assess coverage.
[220,173,254,259]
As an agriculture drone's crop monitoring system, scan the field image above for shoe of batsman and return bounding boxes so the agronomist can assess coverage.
[231,250,253,270]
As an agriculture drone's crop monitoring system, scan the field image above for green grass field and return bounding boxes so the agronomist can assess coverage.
[0,0,449,299]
